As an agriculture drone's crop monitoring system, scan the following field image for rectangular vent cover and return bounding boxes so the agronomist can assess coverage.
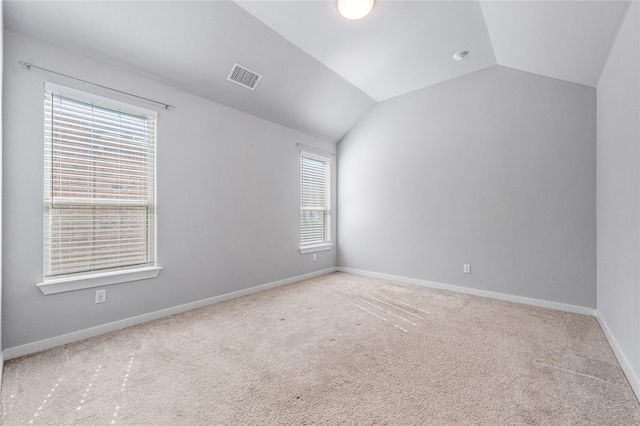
[227,63,262,90]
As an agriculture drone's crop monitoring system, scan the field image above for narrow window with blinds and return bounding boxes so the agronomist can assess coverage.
[42,83,158,288]
[300,151,333,254]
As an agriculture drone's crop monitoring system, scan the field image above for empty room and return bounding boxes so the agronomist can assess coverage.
[1,0,639,424]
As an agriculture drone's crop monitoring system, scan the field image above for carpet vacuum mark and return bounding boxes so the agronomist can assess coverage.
[2,272,639,425]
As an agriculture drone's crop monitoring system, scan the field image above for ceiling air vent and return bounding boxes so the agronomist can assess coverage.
[227,63,262,91]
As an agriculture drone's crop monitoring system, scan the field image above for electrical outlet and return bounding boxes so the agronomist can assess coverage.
[95,289,106,304]
[313,253,317,261]
[463,264,471,274]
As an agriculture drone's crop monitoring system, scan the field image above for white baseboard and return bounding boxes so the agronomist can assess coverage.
[4,267,337,361]
[0,350,4,390]
[337,267,596,316]
[337,267,640,401]
[595,311,640,401]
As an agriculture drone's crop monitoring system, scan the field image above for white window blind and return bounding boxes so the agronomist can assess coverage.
[300,152,331,246]
[44,84,157,279]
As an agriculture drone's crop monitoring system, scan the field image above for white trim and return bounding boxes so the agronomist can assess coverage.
[333,270,638,399]
[45,82,158,118]
[595,311,640,401]
[300,149,332,163]
[300,150,332,246]
[37,266,162,295]
[0,351,4,390]
[299,243,334,254]
[42,83,159,292]
[6,267,337,360]
[337,267,596,316]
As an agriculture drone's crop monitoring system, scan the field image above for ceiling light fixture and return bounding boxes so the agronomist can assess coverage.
[337,0,374,20]
[453,51,469,61]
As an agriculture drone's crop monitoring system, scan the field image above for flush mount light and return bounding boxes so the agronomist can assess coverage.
[337,0,374,20]
[453,51,469,61]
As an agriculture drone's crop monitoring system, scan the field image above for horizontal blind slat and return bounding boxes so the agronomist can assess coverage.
[44,89,156,278]
[300,154,330,246]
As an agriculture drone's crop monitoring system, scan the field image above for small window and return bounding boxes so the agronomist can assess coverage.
[300,151,333,253]
[42,83,158,288]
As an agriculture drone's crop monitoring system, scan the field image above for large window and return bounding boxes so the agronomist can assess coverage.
[300,151,332,253]
[41,83,159,292]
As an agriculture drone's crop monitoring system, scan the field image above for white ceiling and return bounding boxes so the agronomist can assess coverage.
[3,1,631,141]
[236,0,497,101]
[480,1,630,87]
[4,0,375,141]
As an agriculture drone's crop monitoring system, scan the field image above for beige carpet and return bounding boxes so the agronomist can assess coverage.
[2,272,639,425]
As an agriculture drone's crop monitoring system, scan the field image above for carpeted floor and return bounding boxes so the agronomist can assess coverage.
[2,272,639,425]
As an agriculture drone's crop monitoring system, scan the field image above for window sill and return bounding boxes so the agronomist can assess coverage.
[299,243,334,254]
[37,266,162,295]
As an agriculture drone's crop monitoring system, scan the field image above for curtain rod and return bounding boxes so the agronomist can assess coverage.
[297,143,335,156]
[18,61,175,110]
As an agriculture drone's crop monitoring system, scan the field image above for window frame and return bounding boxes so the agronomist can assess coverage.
[37,82,161,295]
[299,150,334,254]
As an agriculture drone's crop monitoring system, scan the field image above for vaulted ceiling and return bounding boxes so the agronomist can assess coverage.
[4,1,631,141]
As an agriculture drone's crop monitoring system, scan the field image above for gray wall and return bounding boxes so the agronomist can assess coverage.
[0,1,4,357]
[338,65,596,308]
[596,1,640,390]
[2,30,337,350]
